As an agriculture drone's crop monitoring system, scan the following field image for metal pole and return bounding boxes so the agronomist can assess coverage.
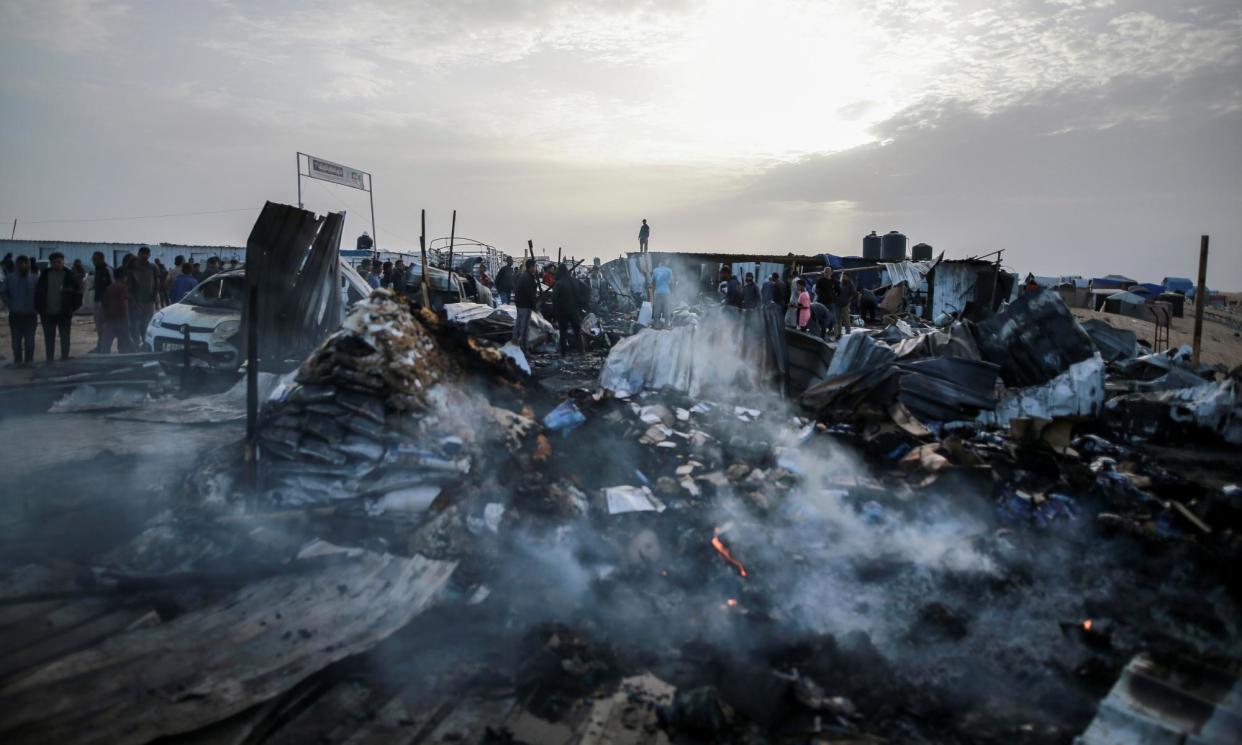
[244,284,259,494]
[9,218,15,239]
[180,324,192,392]
[368,174,378,264]
[1192,235,1209,366]
[447,209,456,273]
[419,209,430,308]
[296,153,302,209]
[527,239,535,263]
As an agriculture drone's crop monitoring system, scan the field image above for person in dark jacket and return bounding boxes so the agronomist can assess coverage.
[495,257,515,305]
[512,259,537,353]
[814,270,838,308]
[2,256,39,366]
[859,287,879,325]
[835,273,857,338]
[741,272,761,310]
[90,251,112,353]
[774,272,791,309]
[552,264,584,356]
[1,253,14,276]
[392,259,408,294]
[35,251,83,362]
[720,267,743,308]
[809,301,834,339]
[575,272,592,317]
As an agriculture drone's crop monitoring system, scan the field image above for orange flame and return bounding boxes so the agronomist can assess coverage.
[726,598,738,607]
[711,532,748,578]
[1082,619,1093,631]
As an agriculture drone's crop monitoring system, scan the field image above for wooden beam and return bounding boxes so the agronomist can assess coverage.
[1192,235,1209,366]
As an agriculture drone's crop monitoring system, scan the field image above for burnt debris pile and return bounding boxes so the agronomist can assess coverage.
[1,282,1240,745]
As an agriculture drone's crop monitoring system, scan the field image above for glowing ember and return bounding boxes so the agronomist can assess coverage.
[1082,619,1093,631]
[711,530,748,577]
[726,598,738,607]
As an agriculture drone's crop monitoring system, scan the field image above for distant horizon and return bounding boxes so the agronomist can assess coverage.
[1,225,1230,292]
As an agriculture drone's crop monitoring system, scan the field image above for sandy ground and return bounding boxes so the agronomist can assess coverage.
[1069,306,1242,369]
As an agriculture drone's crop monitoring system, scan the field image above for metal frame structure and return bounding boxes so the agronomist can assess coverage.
[428,236,509,276]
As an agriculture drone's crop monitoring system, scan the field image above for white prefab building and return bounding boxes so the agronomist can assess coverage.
[0,239,245,269]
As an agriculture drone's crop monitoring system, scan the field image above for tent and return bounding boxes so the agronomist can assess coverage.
[1103,291,1151,320]
[1091,274,1137,290]
[1128,283,1166,297]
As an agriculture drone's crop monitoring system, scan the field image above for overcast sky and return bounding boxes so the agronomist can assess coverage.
[1,0,1239,285]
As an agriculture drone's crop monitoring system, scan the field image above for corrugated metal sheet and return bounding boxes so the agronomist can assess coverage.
[929,262,984,319]
[883,260,935,288]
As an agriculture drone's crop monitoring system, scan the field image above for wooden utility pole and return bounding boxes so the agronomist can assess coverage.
[1192,235,1209,365]
[419,209,430,308]
[446,209,457,274]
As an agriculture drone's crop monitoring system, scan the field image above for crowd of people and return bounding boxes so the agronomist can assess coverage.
[714,264,883,340]
[506,257,604,356]
[1,249,237,367]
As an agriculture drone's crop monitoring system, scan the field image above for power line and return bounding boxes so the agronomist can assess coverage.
[10,207,261,226]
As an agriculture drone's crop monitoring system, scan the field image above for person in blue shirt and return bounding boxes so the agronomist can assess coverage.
[651,257,673,328]
[169,263,199,304]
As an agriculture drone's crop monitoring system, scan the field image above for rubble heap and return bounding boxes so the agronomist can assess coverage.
[258,290,494,507]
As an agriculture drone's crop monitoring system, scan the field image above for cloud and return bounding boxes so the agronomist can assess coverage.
[0,0,130,53]
[733,67,1242,281]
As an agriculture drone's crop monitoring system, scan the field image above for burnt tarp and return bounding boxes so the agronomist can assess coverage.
[976,288,1095,387]
[1105,375,1242,445]
[801,355,999,426]
[599,305,785,398]
[785,328,833,396]
[1080,318,1138,363]
[889,321,981,362]
[241,202,343,370]
[824,331,896,378]
[894,357,1000,423]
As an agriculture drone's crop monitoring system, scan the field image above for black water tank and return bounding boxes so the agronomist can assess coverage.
[911,242,933,261]
[862,231,882,259]
[881,231,907,261]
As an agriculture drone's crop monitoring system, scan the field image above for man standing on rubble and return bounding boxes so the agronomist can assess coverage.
[814,269,837,310]
[638,219,650,252]
[553,264,585,355]
[651,257,673,328]
[495,256,515,305]
[512,258,537,353]
[35,251,83,362]
[835,273,857,338]
[127,246,159,349]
